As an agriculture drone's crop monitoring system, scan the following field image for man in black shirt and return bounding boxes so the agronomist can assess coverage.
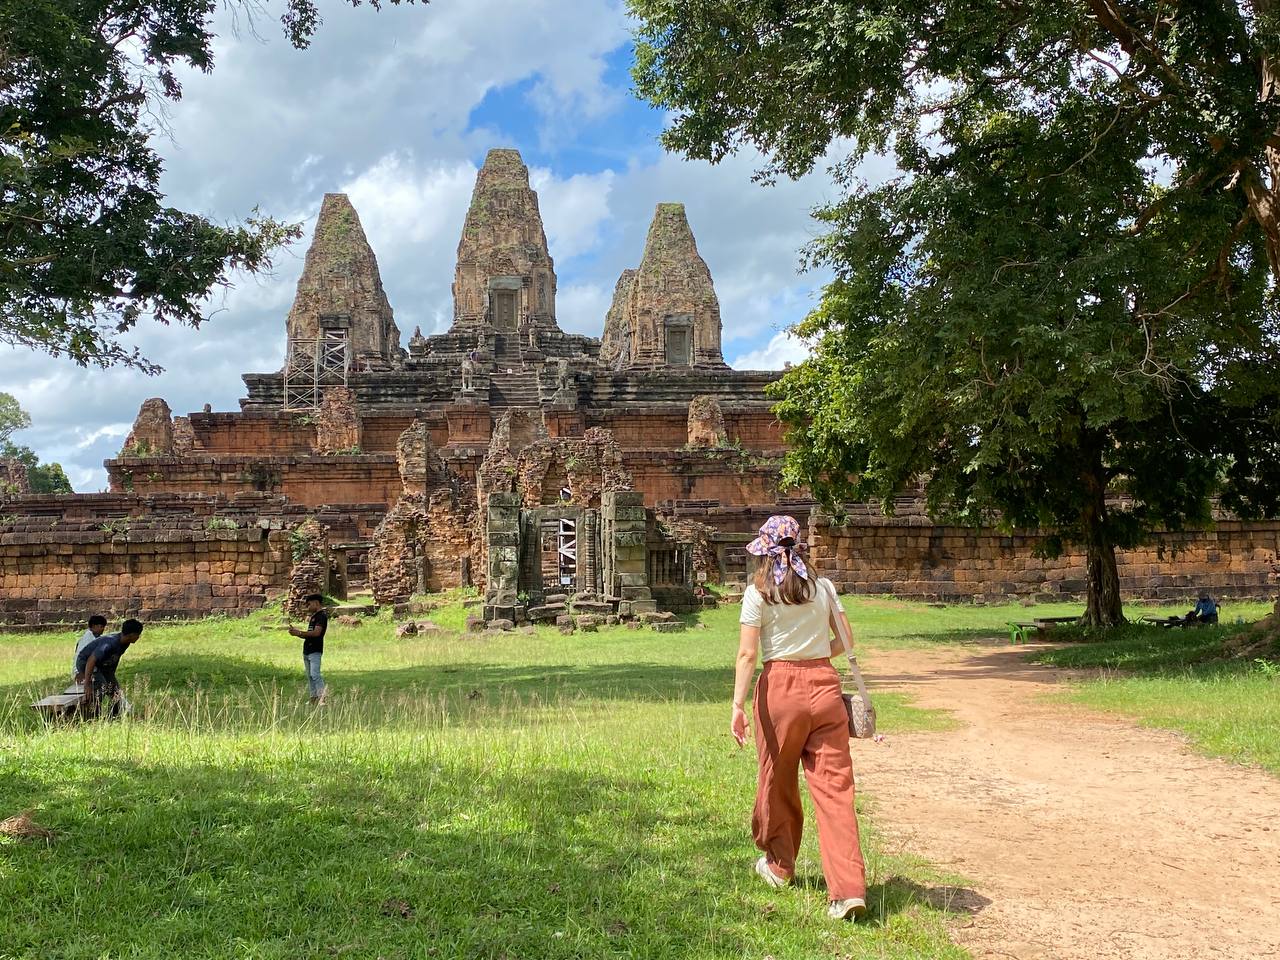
[77,619,144,717]
[289,594,328,704]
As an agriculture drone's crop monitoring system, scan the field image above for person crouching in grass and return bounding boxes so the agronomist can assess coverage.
[72,615,108,683]
[289,594,328,704]
[77,619,144,718]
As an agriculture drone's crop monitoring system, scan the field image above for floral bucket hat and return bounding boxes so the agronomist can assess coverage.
[745,515,809,584]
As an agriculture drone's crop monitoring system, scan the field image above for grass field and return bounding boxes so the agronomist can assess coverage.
[1032,616,1280,774]
[1,598,971,960]
[4,595,1276,959]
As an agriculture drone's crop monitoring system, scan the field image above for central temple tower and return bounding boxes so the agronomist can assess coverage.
[451,149,559,335]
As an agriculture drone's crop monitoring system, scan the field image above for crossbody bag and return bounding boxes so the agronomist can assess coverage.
[820,579,876,739]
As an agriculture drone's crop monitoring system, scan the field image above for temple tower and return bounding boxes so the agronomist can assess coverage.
[452,148,559,334]
[609,203,726,370]
[599,269,636,368]
[285,193,402,369]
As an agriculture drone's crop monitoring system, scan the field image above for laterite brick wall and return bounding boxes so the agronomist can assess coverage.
[0,520,293,626]
[810,507,1280,601]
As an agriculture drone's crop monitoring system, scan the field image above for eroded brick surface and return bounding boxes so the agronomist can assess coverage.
[314,387,362,455]
[122,398,174,457]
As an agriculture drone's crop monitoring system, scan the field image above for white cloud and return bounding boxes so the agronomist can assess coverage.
[343,155,477,248]
[531,167,616,263]
[556,282,612,335]
[340,155,479,335]
[76,424,132,450]
[730,329,811,371]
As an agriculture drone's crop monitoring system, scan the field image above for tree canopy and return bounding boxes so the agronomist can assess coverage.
[0,390,30,446]
[1,0,418,372]
[0,391,71,493]
[632,1,1280,623]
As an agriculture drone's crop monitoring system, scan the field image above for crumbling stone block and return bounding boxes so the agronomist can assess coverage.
[0,459,30,498]
[284,518,329,618]
[599,269,636,369]
[172,417,196,456]
[528,603,567,623]
[687,396,728,448]
[639,611,676,624]
[314,387,361,455]
[122,398,174,457]
[370,487,473,605]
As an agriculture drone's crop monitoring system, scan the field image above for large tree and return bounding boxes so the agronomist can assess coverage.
[1,0,417,372]
[632,1,1280,624]
[0,390,71,493]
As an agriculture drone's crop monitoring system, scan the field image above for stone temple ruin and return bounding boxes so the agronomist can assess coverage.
[2,147,1278,627]
[0,149,791,627]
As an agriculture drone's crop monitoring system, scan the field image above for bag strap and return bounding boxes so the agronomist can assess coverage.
[822,579,873,708]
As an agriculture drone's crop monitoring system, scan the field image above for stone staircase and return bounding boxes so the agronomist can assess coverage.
[489,369,542,408]
[492,332,524,367]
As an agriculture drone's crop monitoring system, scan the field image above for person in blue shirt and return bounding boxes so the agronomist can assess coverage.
[1184,593,1219,626]
[72,615,108,681]
[76,619,144,717]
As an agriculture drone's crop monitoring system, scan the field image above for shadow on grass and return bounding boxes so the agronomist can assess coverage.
[790,868,990,913]
[0,751,944,959]
[1029,622,1264,674]
[879,877,992,916]
[891,627,1011,647]
[868,646,1076,693]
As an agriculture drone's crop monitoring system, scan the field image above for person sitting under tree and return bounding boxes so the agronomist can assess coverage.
[72,615,107,681]
[1184,592,1219,626]
[1157,592,1221,629]
[77,619,144,718]
[288,594,328,704]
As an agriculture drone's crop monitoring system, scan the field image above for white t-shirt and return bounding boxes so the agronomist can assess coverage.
[72,629,99,676]
[739,577,837,662]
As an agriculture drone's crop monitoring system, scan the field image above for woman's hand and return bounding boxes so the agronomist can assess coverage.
[730,704,749,747]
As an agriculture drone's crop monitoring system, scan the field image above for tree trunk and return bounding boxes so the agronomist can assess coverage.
[1080,464,1125,628]
[1241,2,1280,279]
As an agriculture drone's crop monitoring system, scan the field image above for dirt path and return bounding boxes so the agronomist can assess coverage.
[856,642,1280,960]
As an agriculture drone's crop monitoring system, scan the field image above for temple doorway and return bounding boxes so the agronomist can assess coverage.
[493,289,518,330]
[539,517,577,590]
[665,316,692,365]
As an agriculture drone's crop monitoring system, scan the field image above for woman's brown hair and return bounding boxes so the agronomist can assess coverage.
[752,551,820,606]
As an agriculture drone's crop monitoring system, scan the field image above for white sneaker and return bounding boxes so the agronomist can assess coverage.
[827,897,867,921]
[754,856,789,888]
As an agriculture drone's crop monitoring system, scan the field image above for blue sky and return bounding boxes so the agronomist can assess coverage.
[0,0,861,491]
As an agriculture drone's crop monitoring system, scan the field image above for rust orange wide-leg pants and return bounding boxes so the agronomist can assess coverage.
[752,658,867,901]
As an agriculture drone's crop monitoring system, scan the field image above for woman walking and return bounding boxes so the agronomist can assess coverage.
[731,515,867,920]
